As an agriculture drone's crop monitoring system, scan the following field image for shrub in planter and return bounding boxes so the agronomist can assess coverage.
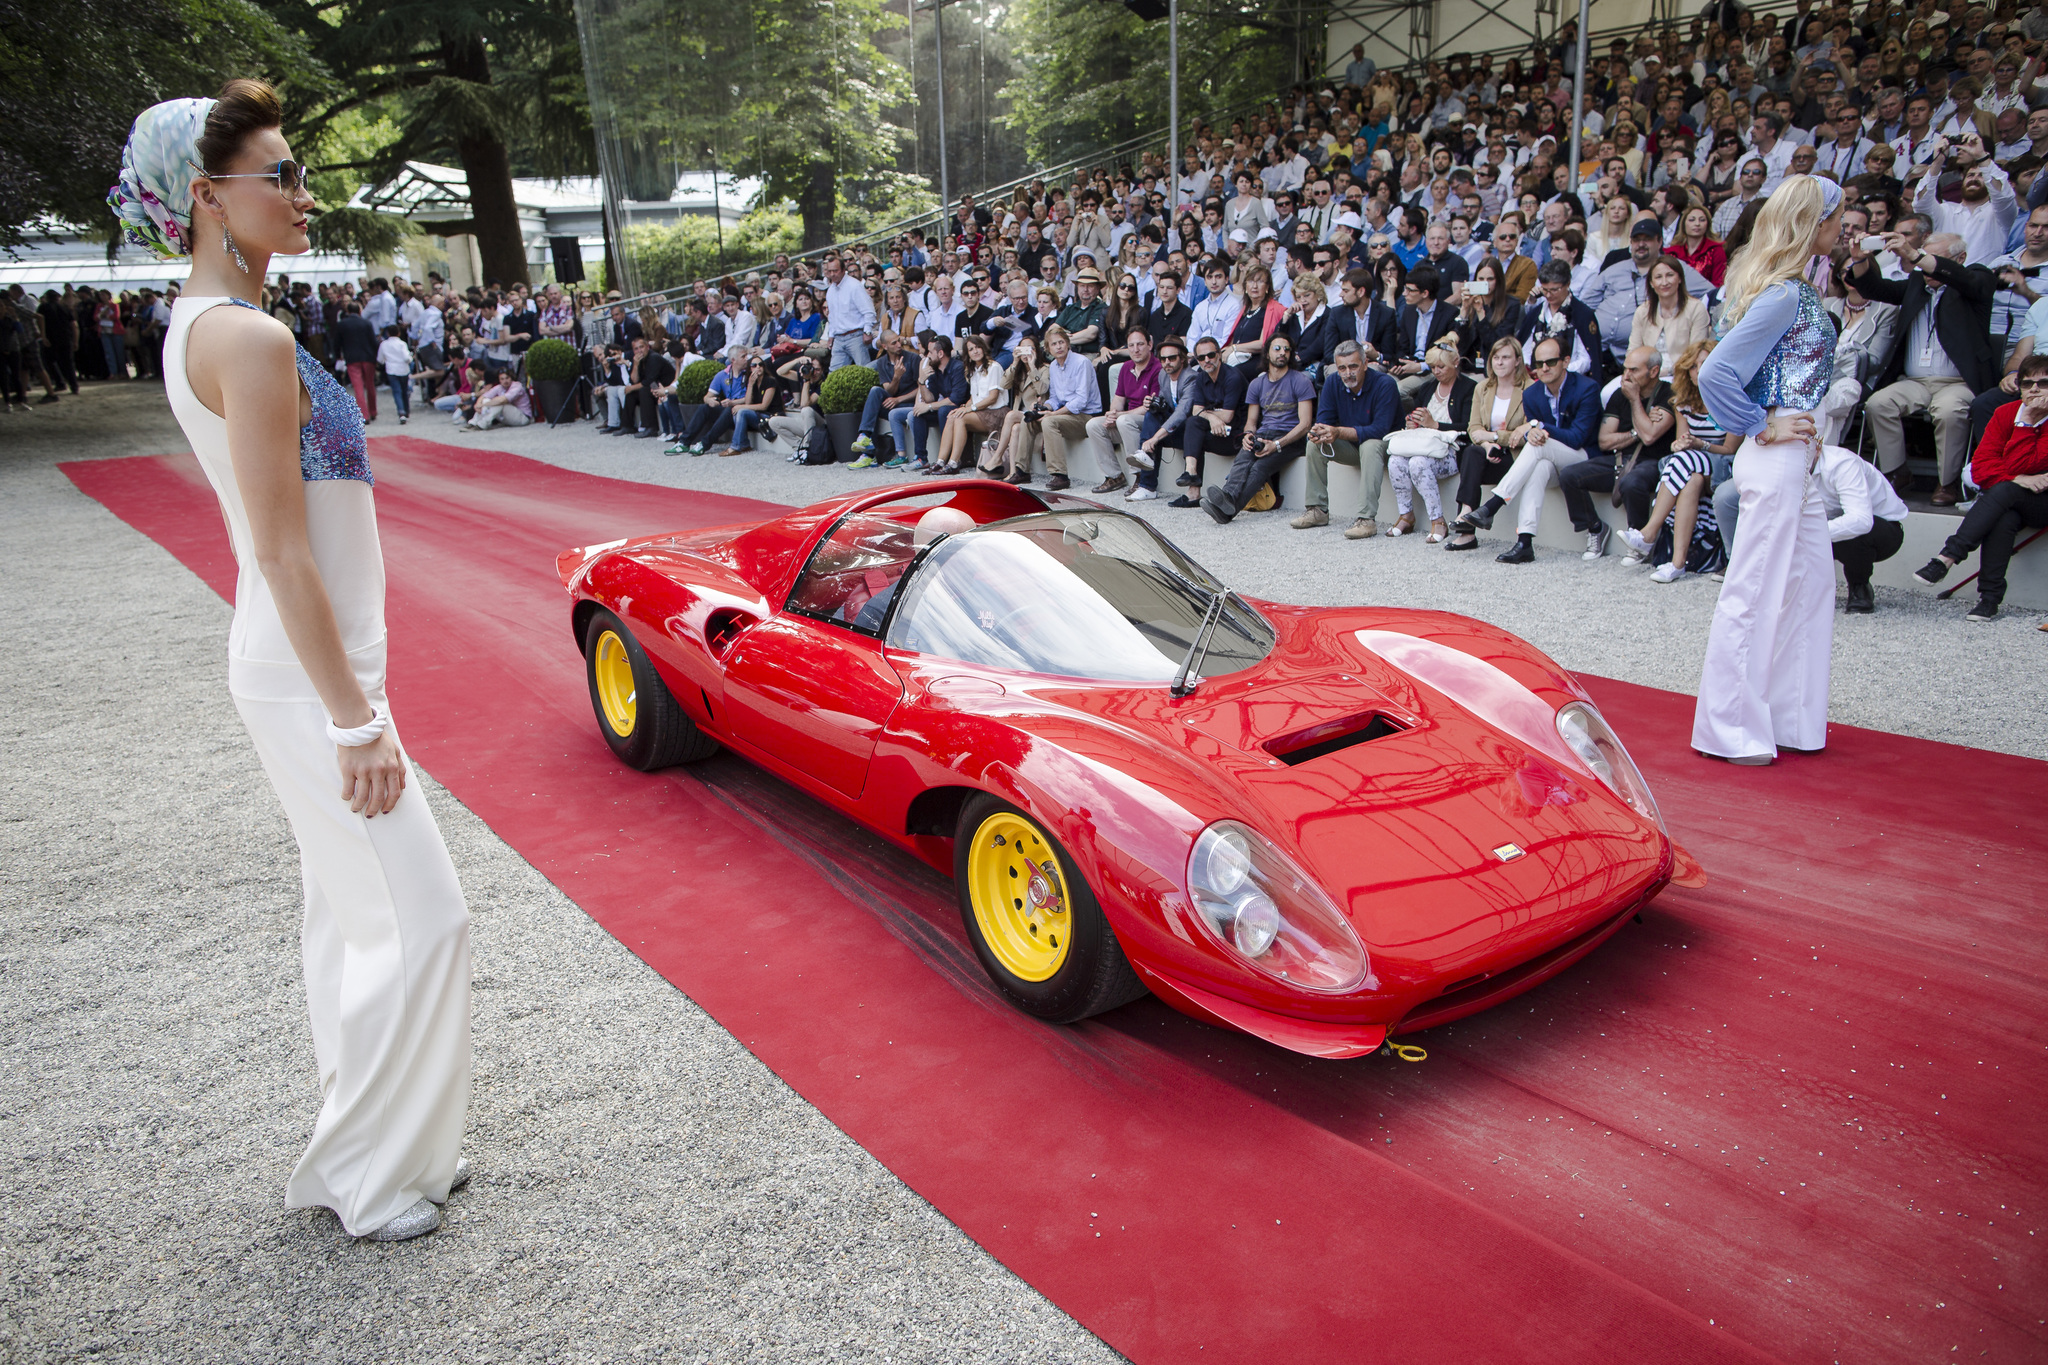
[523,338,580,382]
[675,358,723,405]
[819,364,878,415]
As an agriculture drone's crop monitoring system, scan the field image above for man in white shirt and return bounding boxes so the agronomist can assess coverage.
[1712,159,1770,237]
[362,278,398,333]
[1187,259,1239,350]
[820,251,878,368]
[1748,112,1798,192]
[1912,137,2017,266]
[919,272,962,342]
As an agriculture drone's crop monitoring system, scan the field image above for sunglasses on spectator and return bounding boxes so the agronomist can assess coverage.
[1195,349,1220,362]
[2022,377,2048,389]
[194,158,311,199]
[1531,355,1564,369]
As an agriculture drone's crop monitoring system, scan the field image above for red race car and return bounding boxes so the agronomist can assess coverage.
[557,479,1704,1059]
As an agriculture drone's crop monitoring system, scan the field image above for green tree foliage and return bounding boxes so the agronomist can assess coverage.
[998,0,1305,164]
[578,0,911,251]
[627,211,802,292]
[260,0,596,284]
[0,0,327,251]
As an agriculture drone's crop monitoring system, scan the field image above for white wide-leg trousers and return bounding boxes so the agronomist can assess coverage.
[1691,426,1834,761]
[234,697,471,1236]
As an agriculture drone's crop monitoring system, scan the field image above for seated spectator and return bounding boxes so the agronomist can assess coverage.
[1851,230,1999,504]
[1517,259,1603,378]
[1821,280,1898,445]
[1446,336,1532,550]
[464,364,533,431]
[1387,338,1473,541]
[1056,268,1109,360]
[1203,334,1316,523]
[1086,326,1160,494]
[1453,333,1603,562]
[1034,323,1106,490]
[768,356,822,460]
[1285,274,1336,378]
[980,333,1050,482]
[1587,220,1710,372]
[675,349,749,454]
[1629,255,1712,378]
[1912,352,2048,620]
[1164,336,1250,507]
[1219,265,1288,367]
[1668,203,1728,286]
[1620,341,1730,581]
[849,329,917,465]
[896,333,968,470]
[722,354,780,456]
[1387,262,1455,397]
[927,333,1009,476]
[1451,256,1524,372]
[1126,334,1195,498]
[1290,339,1403,536]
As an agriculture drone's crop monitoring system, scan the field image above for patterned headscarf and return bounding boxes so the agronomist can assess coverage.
[107,98,217,260]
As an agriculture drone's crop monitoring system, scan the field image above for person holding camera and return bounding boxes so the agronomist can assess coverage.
[1201,334,1314,524]
[769,353,822,460]
[980,334,1050,482]
[1910,131,2016,266]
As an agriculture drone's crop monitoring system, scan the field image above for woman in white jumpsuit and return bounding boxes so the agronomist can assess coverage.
[1691,175,1845,764]
[109,84,470,1240]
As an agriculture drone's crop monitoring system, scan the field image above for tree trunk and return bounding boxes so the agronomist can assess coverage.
[443,33,530,285]
[798,156,835,252]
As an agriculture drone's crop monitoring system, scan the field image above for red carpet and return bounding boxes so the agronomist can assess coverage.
[65,443,2047,1365]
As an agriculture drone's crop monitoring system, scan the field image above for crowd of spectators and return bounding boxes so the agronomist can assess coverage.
[11,0,2044,611]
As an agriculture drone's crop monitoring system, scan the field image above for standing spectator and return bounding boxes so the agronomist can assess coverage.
[332,302,381,421]
[821,251,878,368]
[377,326,413,425]
[363,278,398,334]
[39,290,78,395]
[1910,135,2016,266]
[95,290,126,379]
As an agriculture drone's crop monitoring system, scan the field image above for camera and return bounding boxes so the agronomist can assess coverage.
[798,359,818,381]
[1147,393,1174,418]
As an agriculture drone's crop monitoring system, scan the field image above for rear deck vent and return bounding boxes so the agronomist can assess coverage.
[1265,713,1406,766]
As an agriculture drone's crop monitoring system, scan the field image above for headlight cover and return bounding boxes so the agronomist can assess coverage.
[1555,702,1664,830]
[1186,822,1375,993]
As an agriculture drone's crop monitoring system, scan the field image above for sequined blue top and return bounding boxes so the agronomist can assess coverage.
[225,297,374,486]
[1697,280,1838,437]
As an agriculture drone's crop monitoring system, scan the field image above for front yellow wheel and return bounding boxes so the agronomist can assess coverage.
[593,629,637,738]
[965,810,1073,982]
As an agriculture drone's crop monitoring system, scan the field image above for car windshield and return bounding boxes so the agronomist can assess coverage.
[885,511,1275,682]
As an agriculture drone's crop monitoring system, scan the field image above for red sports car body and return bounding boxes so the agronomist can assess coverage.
[557,479,1703,1059]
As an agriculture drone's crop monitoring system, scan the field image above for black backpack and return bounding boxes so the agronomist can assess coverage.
[802,422,835,465]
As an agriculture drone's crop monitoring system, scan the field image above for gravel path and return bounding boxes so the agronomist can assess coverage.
[0,386,1123,1363]
[435,406,2045,758]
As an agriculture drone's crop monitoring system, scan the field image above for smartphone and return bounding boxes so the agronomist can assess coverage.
[1468,280,1492,298]
[1860,235,1887,254]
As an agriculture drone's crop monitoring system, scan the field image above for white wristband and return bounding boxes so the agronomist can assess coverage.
[326,707,390,748]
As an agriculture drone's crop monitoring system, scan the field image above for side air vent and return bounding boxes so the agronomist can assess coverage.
[703,608,755,656]
[1264,713,1406,766]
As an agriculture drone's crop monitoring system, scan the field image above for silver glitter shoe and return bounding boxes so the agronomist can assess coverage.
[361,1197,442,1242]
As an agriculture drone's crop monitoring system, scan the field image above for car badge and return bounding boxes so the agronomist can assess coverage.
[1493,843,1526,863]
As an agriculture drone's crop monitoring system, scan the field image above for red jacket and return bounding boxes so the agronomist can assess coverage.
[1970,404,2048,489]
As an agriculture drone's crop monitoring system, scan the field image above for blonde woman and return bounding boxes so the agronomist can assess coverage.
[1691,174,1844,766]
[981,332,1049,482]
[1446,336,1529,551]
[1387,339,1471,541]
[1629,257,1710,378]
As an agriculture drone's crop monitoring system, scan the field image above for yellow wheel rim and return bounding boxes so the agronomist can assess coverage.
[966,811,1072,982]
[593,629,637,738]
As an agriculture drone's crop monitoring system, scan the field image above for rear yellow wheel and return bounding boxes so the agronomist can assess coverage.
[592,629,637,738]
[965,810,1073,982]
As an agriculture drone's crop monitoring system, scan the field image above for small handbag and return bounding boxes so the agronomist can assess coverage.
[1386,427,1459,458]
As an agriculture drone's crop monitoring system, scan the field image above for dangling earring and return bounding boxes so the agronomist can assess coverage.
[221,219,249,275]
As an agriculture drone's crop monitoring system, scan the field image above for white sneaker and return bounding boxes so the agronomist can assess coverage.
[1621,526,1649,556]
[1125,447,1156,471]
[1126,486,1158,501]
[1651,562,1685,583]
[1582,525,1610,560]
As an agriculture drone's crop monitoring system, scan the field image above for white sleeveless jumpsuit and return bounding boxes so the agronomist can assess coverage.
[163,296,470,1237]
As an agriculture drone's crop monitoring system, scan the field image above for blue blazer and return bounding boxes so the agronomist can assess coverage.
[1520,372,1603,455]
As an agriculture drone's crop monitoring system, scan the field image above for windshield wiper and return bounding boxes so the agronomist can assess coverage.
[1171,590,1228,697]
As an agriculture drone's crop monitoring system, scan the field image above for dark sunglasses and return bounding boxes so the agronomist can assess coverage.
[1531,355,1564,368]
[2020,377,2048,388]
[194,158,311,198]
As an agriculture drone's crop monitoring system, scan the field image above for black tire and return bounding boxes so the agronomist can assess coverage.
[952,793,1148,1023]
[583,609,719,770]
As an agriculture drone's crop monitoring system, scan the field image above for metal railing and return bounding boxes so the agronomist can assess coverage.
[604,11,1705,313]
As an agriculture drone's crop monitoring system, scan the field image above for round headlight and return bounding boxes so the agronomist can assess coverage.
[1186,822,1374,993]
[1232,892,1281,957]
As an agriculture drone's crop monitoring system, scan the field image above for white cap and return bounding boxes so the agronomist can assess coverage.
[1229,228,1251,243]
[1254,227,1278,242]
[1336,211,1364,229]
